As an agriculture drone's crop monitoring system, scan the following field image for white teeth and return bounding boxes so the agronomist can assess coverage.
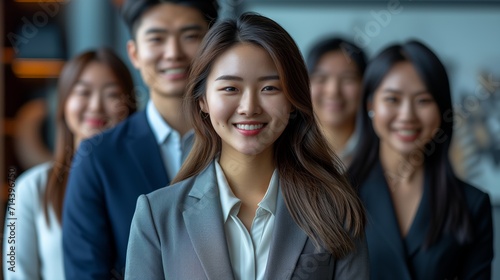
[161,68,185,74]
[399,130,417,136]
[235,124,264,130]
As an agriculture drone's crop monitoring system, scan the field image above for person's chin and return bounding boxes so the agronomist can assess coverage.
[156,89,185,98]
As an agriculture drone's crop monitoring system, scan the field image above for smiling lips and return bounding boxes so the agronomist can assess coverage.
[322,100,344,111]
[234,123,266,136]
[159,67,187,80]
[395,129,420,142]
[85,118,107,128]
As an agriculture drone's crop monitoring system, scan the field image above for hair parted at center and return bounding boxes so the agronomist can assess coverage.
[172,13,365,258]
[45,48,137,225]
[348,40,473,247]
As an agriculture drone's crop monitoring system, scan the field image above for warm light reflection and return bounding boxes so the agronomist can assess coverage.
[14,0,66,2]
[4,119,16,137]
[3,48,15,64]
[12,59,65,78]
[112,0,124,7]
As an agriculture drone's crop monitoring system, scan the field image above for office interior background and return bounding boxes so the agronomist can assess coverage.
[1,0,499,278]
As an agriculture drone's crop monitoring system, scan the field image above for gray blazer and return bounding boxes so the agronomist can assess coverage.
[125,162,369,279]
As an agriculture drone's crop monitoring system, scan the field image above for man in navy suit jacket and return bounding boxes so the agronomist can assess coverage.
[62,1,219,279]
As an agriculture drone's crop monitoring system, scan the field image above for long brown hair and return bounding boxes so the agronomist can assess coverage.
[173,13,365,258]
[44,48,137,225]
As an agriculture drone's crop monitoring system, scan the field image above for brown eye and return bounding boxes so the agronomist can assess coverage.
[418,98,434,104]
[104,91,121,99]
[147,36,163,44]
[311,74,326,84]
[183,33,201,41]
[341,76,359,84]
[222,87,237,92]
[384,96,398,103]
[72,89,90,97]
[262,86,278,91]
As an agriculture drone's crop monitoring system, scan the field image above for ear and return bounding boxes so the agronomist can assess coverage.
[366,101,373,114]
[127,40,140,69]
[199,98,209,113]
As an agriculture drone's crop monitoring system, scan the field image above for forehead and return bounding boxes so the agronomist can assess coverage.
[316,50,358,72]
[135,3,207,35]
[76,62,118,83]
[378,62,427,91]
[209,43,278,77]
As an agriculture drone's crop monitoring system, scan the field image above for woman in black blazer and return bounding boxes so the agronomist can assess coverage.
[348,40,493,280]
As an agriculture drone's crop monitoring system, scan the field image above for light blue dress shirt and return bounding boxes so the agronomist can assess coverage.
[215,160,279,280]
[146,101,194,180]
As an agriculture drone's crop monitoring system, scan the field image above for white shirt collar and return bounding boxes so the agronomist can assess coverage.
[146,100,173,144]
[215,159,279,223]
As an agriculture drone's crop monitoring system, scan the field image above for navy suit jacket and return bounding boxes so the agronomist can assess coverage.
[63,111,175,279]
[359,161,493,280]
[125,162,370,279]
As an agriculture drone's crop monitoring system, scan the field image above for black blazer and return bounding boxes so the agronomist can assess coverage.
[359,161,493,280]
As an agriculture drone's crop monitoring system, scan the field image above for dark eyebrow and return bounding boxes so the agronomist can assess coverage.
[144,25,204,35]
[382,89,402,94]
[214,75,280,82]
[215,75,243,81]
[179,24,204,33]
[74,81,119,88]
[382,88,430,96]
[339,71,360,77]
[258,75,280,82]
[144,28,167,35]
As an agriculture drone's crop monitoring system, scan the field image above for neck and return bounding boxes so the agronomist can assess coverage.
[73,136,82,152]
[150,91,191,136]
[219,147,275,201]
[320,119,355,154]
[379,144,424,187]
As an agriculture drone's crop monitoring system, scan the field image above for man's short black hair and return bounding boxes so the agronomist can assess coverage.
[121,0,219,37]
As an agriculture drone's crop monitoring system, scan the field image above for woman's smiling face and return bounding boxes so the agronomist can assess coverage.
[200,43,292,158]
[370,61,441,157]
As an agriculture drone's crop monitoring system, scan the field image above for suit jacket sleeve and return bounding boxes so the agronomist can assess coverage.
[459,192,493,280]
[334,236,370,279]
[63,144,115,279]
[124,195,163,280]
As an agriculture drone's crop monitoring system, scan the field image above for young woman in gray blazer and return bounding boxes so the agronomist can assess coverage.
[125,13,369,280]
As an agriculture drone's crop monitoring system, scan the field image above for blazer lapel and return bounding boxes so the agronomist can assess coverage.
[361,161,411,278]
[404,167,431,256]
[264,190,308,280]
[183,163,234,280]
[126,111,169,190]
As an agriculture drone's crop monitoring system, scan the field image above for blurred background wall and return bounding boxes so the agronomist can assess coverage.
[1,0,499,278]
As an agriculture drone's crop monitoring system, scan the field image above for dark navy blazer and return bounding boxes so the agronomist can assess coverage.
[63,111,170,279]
[359,161,493,280]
